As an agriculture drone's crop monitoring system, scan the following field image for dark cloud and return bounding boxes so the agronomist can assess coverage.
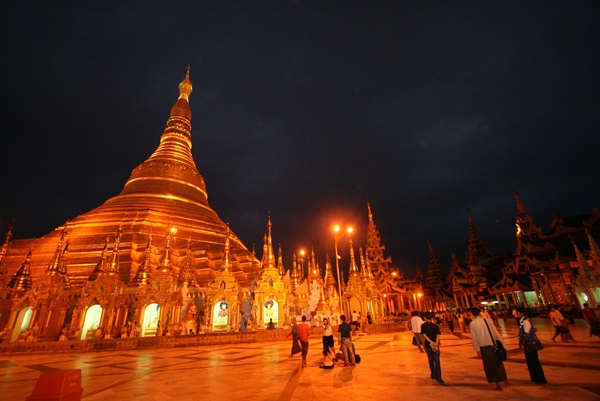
[1,1,600,277]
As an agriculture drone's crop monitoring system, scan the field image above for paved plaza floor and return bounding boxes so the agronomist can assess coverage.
[1,317,599,401]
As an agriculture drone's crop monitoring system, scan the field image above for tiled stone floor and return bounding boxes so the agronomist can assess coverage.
[1,317,599,400]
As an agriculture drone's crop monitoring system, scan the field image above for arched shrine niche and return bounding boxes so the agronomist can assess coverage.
[80,304,102,340]
[9,306,33,342]
[141,303,160,337]
[212,301,229,332]
[263,299,279,329]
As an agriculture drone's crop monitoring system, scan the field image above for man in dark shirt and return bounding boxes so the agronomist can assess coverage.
[337,315,355,366]
[421,312,443,384]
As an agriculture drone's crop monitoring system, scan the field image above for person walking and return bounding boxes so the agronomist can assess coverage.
[444,309,454,333]
[298,315,311,367]
[582,303,600,337]
[337,315,356,366]
[421,312,444,384]
[517,309,547,384]
[457,309,467,333]
[470,307,509,391]
[287,318,302,357]
[550,305,575,342]
[410,311,425,352]
[322,318,334,353]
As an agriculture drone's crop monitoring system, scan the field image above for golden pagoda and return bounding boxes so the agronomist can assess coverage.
[0,69,259,342]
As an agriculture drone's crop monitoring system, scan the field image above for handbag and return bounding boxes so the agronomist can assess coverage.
[484,319,507,361]
[412,336,417,346]
[528,338,543,351]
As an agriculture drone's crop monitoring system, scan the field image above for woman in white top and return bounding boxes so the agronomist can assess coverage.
[322,318,334,353]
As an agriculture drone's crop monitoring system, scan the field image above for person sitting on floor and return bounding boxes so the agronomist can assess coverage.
[319,349,335,369]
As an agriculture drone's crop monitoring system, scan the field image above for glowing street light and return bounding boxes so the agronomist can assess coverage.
[333,225,353,316]
[299,249,306,279]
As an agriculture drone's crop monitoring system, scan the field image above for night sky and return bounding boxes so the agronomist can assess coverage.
[1,2,600,277]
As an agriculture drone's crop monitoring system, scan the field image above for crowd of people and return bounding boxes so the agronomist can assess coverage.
[285,303,598,390]
[408,303,600,390]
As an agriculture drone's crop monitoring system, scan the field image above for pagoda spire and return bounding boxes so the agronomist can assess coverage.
[466,209,494,265]
[572,239,590,270]
[107,226,122,276]
[324,254,337,288]
[586,229,600,269]
[60,241,71,288]
[277,244,285,276]
[0,226,12,280]
[514,190,542,239]
[46,230,67,276]
[0,226,12,261]
[310,247,321,280]
[364,202,393,294]
[89,238,109,281]
[348,239,360,276]
[414,265,423,282]
[261,216,277,271]
[114,67,210,206]
[426,240,445,287]
[178,238,197,287]
[359,246,368,279]
[158,227,175,272]
[222,225,231,273]
[131,238,153,286]
[8,248,32,292]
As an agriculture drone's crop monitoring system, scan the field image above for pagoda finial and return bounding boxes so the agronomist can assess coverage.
[513,189,526,214]
[178,66,193,101]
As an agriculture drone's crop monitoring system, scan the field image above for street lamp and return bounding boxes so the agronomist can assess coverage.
[333,225,353,316]
[299,249,306,279]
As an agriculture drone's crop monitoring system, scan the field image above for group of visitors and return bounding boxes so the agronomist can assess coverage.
[411,307,554,390]
[288,314,358,368]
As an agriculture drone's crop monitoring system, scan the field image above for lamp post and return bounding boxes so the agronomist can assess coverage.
[299,249,305,280]
[333,225,353,316]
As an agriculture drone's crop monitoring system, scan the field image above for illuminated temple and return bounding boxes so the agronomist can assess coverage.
[0,70,391,343]
[1,70,599,345]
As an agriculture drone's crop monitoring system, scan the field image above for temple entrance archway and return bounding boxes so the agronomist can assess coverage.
[9,306,33,342]
[80,305,102,340]
[141,303,160,337]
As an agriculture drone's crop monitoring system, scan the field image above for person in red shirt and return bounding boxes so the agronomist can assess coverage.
[298,315,311,367]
